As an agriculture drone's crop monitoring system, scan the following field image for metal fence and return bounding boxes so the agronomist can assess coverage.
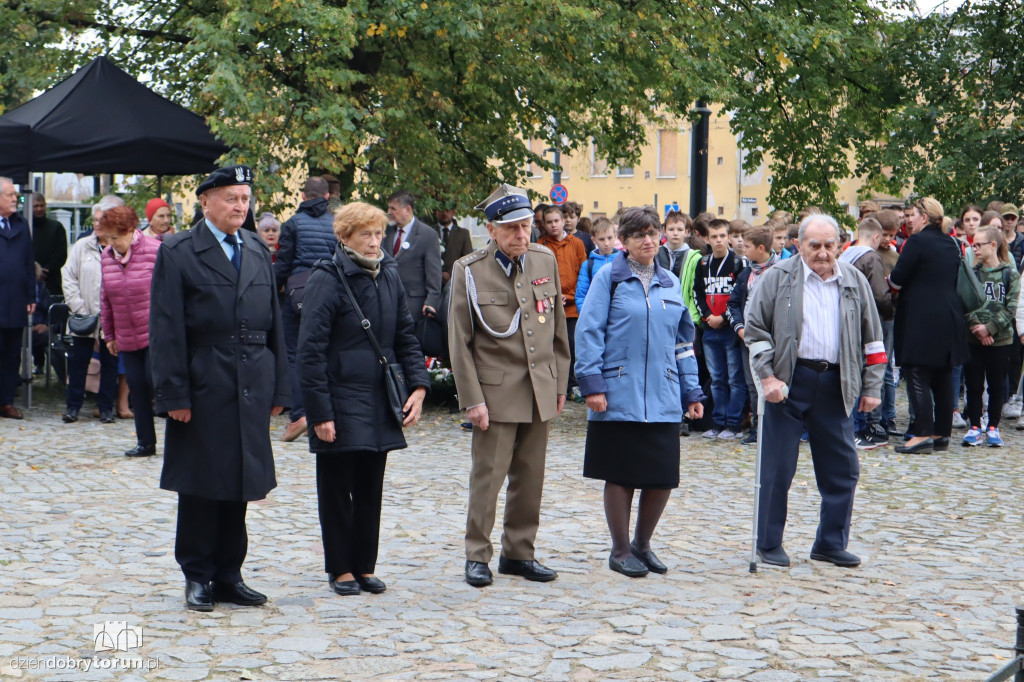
[985,607,1024,682]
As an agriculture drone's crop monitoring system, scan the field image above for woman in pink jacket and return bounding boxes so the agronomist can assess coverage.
[100,206,162,457]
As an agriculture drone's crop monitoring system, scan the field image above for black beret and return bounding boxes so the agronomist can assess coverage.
[196,165,254,197]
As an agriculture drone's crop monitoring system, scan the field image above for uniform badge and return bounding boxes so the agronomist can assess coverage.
[538,315,546,324]
[531,277,551,285]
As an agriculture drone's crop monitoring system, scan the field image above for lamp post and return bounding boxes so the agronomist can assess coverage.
[689,101,711,217]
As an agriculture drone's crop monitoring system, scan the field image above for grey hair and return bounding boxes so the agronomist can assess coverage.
[0,177,13,191]
[256,212,280,230]
[798,213,841,242]
[92,194,124,217]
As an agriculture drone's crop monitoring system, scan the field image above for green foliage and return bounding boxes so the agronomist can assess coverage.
[3,0,1024,218]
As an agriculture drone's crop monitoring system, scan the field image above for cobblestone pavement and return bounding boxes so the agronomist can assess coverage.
[1,383,1023,680]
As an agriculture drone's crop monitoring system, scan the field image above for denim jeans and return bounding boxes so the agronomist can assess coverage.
[121,347,156,447]
[855,319,896,433]
[66,336,117,411]
[702,326,746,430]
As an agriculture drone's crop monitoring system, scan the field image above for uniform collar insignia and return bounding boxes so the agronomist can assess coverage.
[494,249,525,277]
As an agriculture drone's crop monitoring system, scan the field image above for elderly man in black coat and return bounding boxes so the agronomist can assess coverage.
[150,165,289,612]
[0,177,35,420]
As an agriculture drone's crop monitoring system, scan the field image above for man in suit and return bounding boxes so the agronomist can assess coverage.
[448,184,570,588]
[31,193,67,297]
[385,190,442,325]
[432,205,474,283]
[150,165,289,611]
[0,178,35,420]
[744,214,884,569]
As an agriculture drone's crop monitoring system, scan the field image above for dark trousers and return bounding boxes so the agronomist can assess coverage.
[66,336,117,411]
[566,316,578,389]
[965,344,1012,429]
[903,364,954,438]
[759,364,859,553]
[281,298,305,422]
[316,452,388,576]
[175,493,248,584]
[121,347,156,447]
[0,327,22,405]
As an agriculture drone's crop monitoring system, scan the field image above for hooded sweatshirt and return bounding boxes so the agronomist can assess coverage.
[967,261,1019,346]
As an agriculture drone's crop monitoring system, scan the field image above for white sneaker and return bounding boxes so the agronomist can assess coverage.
[1016,414,1024,430]
[1002,401,1022,419]
[717,429,737,440]
[702,428,721,439]
[951,411,967,429]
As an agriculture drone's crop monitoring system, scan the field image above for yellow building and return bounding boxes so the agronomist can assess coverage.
[522,106,868,223]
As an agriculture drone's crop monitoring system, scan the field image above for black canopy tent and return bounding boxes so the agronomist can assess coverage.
[0,55,229,409]
[0,55,228,183]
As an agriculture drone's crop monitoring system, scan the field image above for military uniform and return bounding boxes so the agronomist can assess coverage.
[448,235,570,567]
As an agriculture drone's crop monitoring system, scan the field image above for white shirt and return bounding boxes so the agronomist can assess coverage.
[798,259,842,364]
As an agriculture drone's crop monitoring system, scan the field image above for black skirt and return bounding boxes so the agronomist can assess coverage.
[583,420,680,489]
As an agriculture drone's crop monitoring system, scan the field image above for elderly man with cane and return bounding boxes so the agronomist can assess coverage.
[744,214,885,569]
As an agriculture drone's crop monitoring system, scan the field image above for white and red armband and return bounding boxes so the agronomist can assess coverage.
[864,341,887,366]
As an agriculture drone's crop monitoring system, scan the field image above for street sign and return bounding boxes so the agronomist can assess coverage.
[664,203,680,216]
[550,184,568,204]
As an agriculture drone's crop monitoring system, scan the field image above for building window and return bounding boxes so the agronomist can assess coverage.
[751,207,759,217]
[589,141,608,177]
[657,129,678,178]
[616,165,635,178]
[528,138,545,178]
[717,156,724,166]
[718,206,725,215]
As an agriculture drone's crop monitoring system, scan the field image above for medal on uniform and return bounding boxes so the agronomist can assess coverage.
[536,299,545,314]
[538,315,546,323]
[532,277,551,285]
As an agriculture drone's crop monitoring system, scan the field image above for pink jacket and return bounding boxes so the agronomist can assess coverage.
[100,231,161,352]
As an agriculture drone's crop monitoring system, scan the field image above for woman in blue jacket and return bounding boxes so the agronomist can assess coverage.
[575,207,705,578]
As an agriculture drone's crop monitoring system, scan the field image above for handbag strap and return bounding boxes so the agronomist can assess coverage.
[334,262,390,367]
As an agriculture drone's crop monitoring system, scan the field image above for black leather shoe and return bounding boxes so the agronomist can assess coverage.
[609,553,649,578]
[894,438,934,454]
[497,557,557,582]
[810,548,861,567]
[757,545,791,567]
[933,437,950,452]
[679,422,690,437]
[210,580,267,606]
[355,575,386,594]
[185,581,213,611]
[464,561,493,587]
[98,408,116,424]
[630,543,668,574]
[125,443,156,457]
[328,575,361,595]
[62,408,79,423]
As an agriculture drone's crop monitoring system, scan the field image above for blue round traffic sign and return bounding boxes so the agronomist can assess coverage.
[550,184,568,204]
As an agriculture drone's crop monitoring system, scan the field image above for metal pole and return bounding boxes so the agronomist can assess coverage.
[749,351,764,573]
[552,148,562,187]
[690,101,711,217]
[21,186,34,409]
[1015,606,1024,682]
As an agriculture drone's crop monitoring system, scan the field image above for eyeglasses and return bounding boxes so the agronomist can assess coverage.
[973,240,993,247]
[627,230,660,242]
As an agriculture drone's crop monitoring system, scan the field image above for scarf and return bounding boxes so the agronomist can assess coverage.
[746,252,778,292]
[627,257,656,294]
[112,230,142,266]
[343,245,384,278]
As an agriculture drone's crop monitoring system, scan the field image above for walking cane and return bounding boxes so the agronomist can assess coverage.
[22,311,33,409]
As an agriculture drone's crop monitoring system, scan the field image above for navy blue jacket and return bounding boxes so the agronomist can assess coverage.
[0,212,36,328]
[274,197,337,285]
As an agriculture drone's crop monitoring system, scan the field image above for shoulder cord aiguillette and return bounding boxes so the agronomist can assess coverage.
[465,265,521,338]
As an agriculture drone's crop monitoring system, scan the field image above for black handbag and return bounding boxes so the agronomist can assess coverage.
[415,313,447,359]
[68,313,99,336]
[335,266,410,426]
[287,269,312,313]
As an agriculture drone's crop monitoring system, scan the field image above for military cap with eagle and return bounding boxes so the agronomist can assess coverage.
[475,184,534,224]
[195,165,254,197]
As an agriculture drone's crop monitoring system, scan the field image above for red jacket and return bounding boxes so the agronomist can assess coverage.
[100,231,161,351]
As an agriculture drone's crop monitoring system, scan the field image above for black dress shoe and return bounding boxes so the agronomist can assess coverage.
[894,438,934,454]
[355,575,386,594]
[464,561,493,587]
[630,543,668,574]
[679,422,690,437]
[609,553,649,578]
[328,575,361,595]
[933,437,950,452]
[125,443,156,457]
[210,580,267,606]
[62,408,79,424]
[810,548,861,567]
[497,557,557,582]
[756,545,791,567]
[185,581,213,611]
[98,408,116,424]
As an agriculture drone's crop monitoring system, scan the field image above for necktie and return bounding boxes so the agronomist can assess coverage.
[225,233,241,272]
[442,227,449,245]
[1,217,8,231]
[393,227,404,257]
